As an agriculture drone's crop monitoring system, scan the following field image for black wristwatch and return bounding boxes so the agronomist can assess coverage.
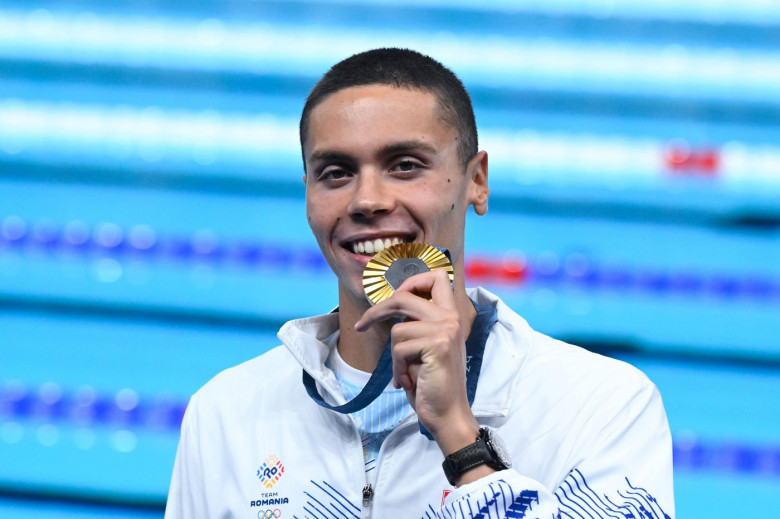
[442,427,512,486]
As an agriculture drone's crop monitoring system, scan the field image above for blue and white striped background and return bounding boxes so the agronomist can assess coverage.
[1,1,778,517]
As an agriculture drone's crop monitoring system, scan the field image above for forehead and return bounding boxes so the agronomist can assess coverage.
[304,85,456,157]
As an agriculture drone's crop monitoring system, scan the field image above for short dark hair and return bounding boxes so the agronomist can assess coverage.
[299,48,478,171]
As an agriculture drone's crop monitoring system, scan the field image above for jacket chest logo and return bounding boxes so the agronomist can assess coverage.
[257,454,285,489]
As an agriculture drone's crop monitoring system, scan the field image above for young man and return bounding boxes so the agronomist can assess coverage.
[166,49,674,518]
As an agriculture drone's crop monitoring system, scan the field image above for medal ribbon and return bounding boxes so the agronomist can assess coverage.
[302,298,497,439]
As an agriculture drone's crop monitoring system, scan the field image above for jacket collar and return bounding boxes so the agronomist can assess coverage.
[277,287,528,417]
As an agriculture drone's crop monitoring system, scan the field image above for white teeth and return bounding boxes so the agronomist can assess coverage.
[352,236,407,255]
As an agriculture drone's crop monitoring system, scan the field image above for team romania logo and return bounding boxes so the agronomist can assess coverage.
[257,455,285,489]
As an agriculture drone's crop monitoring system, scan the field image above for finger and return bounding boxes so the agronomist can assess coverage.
[390,320,455,391]
[395,269,456,311]
[355,269,455,331]
[355,290,445,332]
[403,362,421,401]
[391,336,427,392]
[389,319,449,345]
[391,332,458,393]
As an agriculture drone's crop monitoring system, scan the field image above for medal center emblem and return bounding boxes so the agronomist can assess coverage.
[385,257,429,289]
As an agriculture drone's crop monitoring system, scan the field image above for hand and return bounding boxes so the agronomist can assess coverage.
[354,269,480,454]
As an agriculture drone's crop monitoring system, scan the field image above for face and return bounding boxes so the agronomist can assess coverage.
[302,85,488,309]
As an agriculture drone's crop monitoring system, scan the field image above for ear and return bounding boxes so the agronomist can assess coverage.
[467,151,489,215]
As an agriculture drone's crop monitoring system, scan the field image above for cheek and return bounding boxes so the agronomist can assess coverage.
[305,202,339,243]
[305,201,323,234]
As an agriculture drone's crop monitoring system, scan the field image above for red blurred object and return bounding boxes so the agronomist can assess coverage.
[665,144,690,170]
[464,256,528,285]
[696,149,719,172]
[500,258,527,283]
[664,141,720,176]
[465,257,491,279]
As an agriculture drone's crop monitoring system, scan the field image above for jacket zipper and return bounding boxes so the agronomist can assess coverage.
[362,483,374,507]
[359,418,420,514]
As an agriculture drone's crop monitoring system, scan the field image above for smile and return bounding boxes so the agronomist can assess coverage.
[351,236,406,256]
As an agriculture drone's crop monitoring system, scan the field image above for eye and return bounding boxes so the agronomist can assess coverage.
[317,166,352,184]
[392,158,423,175]
[324,169,348,180]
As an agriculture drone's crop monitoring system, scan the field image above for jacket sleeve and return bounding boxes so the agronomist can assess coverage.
[164,398,207,519]
[435,382,675,519]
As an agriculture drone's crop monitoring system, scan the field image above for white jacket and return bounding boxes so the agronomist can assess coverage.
[166,288,675,518]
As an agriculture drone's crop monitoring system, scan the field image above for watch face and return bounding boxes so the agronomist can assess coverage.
[484,428,512,469]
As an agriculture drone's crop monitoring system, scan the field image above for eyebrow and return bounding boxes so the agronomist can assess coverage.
[307,140,439,165]
[307,150,353,165]
[379,140,438,157]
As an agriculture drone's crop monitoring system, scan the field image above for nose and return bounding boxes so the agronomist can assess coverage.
[347,171,396,219]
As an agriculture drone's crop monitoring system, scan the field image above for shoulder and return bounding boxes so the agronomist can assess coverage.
[473,287,657,413]
[481,287,652,386]
[471,289,670,492]
[528,331,662,442]
[526,329,652,393]
[511,316,661,442]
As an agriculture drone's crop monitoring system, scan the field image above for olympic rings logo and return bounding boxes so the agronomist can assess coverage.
[258,510,281,519]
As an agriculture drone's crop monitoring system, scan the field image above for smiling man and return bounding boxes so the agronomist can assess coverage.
[166,48,675,519]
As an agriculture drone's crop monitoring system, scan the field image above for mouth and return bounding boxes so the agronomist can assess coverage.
[347,235,412,257]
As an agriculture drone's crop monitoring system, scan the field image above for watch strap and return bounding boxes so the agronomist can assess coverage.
[442,428,495,486]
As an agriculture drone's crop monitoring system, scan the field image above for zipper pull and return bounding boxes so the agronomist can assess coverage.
[362,483,374,507]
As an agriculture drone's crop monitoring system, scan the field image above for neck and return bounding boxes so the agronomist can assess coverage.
[336,280,477,374]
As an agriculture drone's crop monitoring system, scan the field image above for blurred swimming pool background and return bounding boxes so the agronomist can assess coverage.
[0,1,779,517]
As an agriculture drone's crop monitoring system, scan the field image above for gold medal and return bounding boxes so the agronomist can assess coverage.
[363,242,454,305]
